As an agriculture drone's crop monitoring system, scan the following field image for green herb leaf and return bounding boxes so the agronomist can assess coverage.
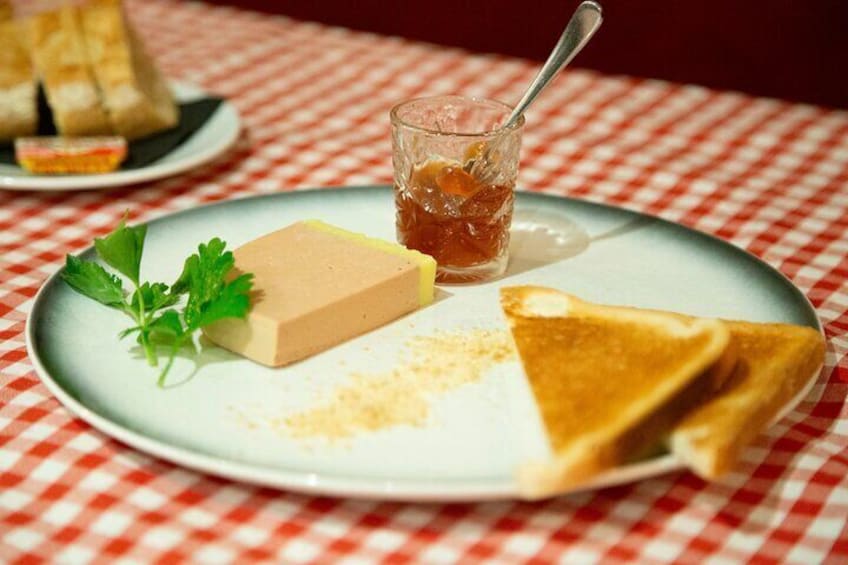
[195,273,254,328]
[94,220,147,284]
[119,326,141,339]
[181,238,253,331]
[170,258,192,297]
[131,282,179,313]
[61,255,126,307]
[147,310,186,345]
[146,310,191,388]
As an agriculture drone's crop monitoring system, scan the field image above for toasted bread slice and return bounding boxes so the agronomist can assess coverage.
[670,320,824,479]
[0,18,37,141]
[79,0,178,140]
[501,286,733,498]
[0,0,12,22]
[29,4,113,137]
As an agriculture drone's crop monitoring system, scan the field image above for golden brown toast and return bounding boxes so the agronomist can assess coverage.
[669,320,824,479]
[79,0,178,140]
[0,18,37,141]
[0,1,12,22]
[29,4,113,137]
[500,286,733,498]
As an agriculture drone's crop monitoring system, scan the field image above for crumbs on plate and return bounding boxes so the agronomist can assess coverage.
[278,328,516,441]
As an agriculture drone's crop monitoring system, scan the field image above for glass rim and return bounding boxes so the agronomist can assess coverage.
[390,94,525,138]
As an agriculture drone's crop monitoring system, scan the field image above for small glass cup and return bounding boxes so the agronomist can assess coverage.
[390,95,524,283]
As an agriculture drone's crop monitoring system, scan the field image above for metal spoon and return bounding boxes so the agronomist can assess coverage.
[467,1,603,183]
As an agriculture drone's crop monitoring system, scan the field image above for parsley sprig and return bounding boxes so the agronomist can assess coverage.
[62,219,253,386]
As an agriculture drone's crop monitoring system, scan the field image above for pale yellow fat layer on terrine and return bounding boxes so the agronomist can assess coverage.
[302,219,436,306]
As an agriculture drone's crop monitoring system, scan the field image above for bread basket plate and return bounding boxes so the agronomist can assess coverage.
[26,187,823,501]
[0,83,239,191]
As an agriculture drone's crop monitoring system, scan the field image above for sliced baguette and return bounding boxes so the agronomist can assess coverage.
[669,320,824,479]
[501,286,734,499]
[79,0,178,140]
[0,18,37,141]
[29,4,113,137]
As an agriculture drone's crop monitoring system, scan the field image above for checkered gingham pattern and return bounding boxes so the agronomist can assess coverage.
[1,1,847,563]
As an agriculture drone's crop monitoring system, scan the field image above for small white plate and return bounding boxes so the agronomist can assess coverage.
[26,187,822,501]
[0,83,240,191]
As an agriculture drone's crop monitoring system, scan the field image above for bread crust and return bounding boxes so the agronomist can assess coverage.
[0,19,37,141]
[80,0,178,140]
[0,0,12,22]
[29,5,113,137]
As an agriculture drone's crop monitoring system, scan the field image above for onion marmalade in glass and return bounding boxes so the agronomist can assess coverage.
[391,95,523,283]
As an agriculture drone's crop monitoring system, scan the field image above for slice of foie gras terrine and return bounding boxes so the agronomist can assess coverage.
[203,220,437,366]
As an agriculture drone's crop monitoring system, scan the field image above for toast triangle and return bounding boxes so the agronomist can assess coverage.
[669,320,824,479]
[500,286,733,498]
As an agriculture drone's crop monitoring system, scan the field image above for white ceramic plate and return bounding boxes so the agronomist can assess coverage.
[0,83,240,191]
[26,187,822,501]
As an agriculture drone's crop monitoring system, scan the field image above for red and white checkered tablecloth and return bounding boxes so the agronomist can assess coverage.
[2,0,847,562]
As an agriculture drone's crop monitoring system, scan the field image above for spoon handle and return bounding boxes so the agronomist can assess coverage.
[505,1,603,128]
